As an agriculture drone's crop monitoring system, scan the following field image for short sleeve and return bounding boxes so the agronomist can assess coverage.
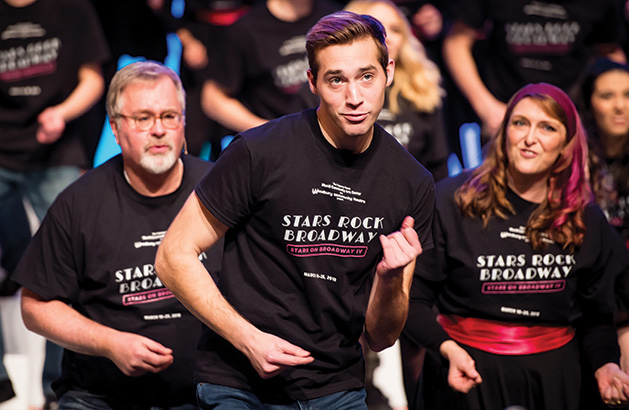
[411,174,436,253]
[12,196,82,303]
[195,135,254,228]
[72,0,111,66]
[202,23,247,95]
[454,0,488,31]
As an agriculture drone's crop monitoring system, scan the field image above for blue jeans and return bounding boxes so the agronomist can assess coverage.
[58,390,197,410]
[0,166,81,220]
[0,166,81,398]
[196,383,368,410]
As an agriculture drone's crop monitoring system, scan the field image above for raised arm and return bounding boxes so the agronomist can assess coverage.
[37,62,105,144]
[364,216,423,352]
[155,193,314,378]
[442,21,505,136]
[21,288,174,376]
[201,80,268,133]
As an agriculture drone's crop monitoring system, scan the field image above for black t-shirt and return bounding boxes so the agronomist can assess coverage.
[88,0,168,61]
[13,155,221,407]
[602,155,629,245]
[405,172,623,370]
[0,0,110,171]
[194,108,435,401]
[205,0,340,126]
[377,90,449,181]
[456,0,625,102]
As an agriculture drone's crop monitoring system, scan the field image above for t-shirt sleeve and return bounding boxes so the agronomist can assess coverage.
[415,186,449,282]
[453,0,487,30]
[412,173,435,252]
[12,196,81,303]
[202,23,246,95]
[413,108,449,182]
[72,0,111,66]
[195,135,254,228]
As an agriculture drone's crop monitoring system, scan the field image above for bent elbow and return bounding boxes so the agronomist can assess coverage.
[20,289,42,333]
[95,77,106,99]
[201,81,224,120]
[21,308,36,333]
[154,245,170,283]
[154,239,184,291]
[367,334,397,353]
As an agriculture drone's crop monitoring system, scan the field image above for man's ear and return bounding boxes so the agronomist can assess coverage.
[110,120,120,146]
[307,69,318,95]
[385,58,395,87]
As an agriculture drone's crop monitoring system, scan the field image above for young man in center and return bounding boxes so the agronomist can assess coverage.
[156,11,435,409]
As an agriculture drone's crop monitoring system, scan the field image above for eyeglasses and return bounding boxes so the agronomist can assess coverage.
[116,112,183,130]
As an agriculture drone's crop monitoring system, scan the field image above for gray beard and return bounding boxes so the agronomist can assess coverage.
[140,149,179,175]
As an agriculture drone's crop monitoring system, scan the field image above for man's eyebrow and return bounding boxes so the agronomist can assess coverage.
[322,65,378,77]
[131,109,178,115]
[357,64,377,73]
[323,69,344,77]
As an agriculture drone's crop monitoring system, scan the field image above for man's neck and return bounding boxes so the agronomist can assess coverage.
[317,117,374,154]
[266,0,313,22]
[123,158,184,197]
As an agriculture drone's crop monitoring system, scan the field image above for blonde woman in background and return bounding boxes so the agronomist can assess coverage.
[346,0,450,181]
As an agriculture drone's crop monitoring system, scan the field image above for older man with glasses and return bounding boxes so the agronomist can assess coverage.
[12,61,223,410]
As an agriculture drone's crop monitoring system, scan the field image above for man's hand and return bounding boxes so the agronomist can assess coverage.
[242,331,314,379]
[376,216,422,279]
[595,362,629,407]
[36,107,65,144]
[440,340,482,393]
[106,332,174,376]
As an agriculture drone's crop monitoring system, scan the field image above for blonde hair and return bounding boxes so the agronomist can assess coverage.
[344,0,443,113]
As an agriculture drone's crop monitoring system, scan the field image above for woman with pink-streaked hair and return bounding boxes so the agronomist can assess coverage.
[404,83,629,410]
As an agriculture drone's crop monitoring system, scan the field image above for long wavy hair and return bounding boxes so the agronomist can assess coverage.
[344,0,443,114]
[455,84,592,250]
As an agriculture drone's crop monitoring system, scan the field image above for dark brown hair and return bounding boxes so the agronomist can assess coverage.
[305,11,389,82]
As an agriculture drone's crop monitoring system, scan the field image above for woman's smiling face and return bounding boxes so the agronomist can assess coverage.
[505,97,568,182]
